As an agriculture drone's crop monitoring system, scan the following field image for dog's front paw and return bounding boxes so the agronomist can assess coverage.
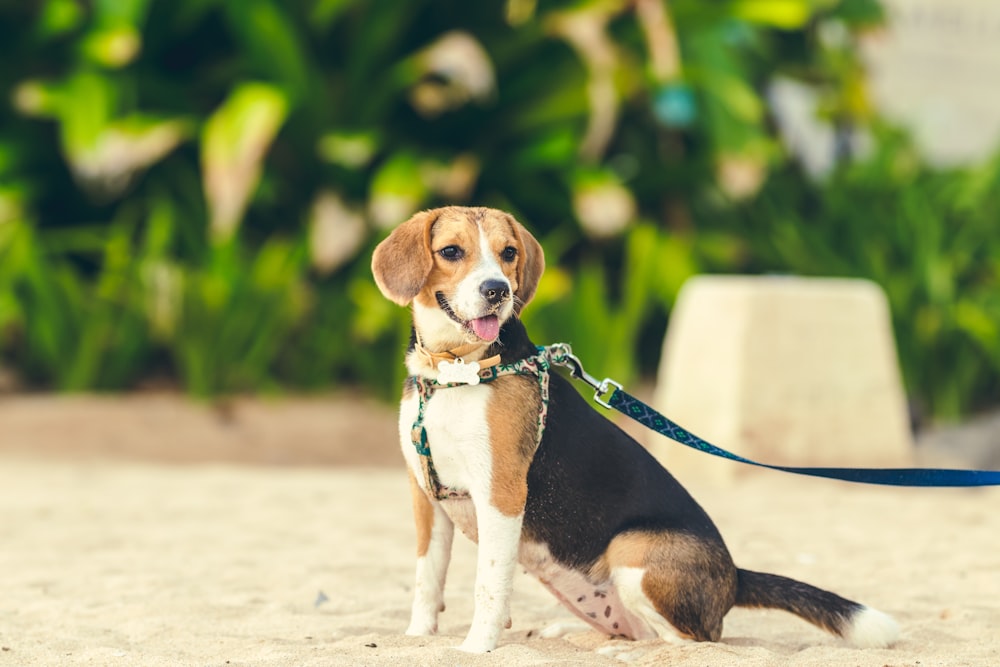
[405,619,438,636]
[456,636,495,654]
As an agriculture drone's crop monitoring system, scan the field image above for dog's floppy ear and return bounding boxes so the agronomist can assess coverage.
[510,216,545,314]
[372,209,440,305]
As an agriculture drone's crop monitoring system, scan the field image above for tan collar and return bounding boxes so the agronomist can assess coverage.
[413,339,502,372]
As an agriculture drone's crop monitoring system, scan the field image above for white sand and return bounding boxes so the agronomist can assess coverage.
[1,458,998,666]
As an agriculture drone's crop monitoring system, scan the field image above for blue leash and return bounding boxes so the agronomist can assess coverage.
[544,344,1000,488]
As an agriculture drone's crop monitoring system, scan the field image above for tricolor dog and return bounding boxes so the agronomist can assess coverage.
[371,206,899,654]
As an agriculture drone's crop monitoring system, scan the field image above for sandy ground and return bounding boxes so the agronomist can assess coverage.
[1,395,999,666]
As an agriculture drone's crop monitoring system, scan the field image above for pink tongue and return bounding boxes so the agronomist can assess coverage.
[470,315,500,340]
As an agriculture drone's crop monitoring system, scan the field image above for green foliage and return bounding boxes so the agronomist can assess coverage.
[704,127,1000,419]
[0,218,150,390]
[522,223,704,386]
[173,239,307,396]
[0,0,996,420]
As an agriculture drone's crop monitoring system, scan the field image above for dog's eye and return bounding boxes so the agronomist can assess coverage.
[439,245,463,261]
[500,246,517,262]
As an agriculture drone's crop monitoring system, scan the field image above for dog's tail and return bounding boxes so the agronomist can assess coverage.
[734,569,899,648]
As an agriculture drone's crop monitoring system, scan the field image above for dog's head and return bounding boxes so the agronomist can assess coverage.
[372,206,544,350]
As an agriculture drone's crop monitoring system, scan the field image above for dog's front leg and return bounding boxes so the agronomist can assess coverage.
[405,471,454,636]
[458,497,524,653]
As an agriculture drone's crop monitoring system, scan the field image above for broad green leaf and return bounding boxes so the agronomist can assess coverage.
[350,279,401,343]
[93,0,152,27]
[699,72,763,124]
[317,131,379,168]
[730,0,812,29]
[82,25,142,67]
[223,0,311,103]
[201,82,289,242]
[70,115,193,194]
[955,300,1000,365]
[311,0,358,28]
[58,70,116,157]
[37,0,85,39]
[368,152,427,229]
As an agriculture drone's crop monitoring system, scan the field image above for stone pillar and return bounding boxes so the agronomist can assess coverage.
[649,275,914,484]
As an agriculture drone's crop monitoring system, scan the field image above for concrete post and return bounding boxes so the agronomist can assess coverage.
[650,275,914,484]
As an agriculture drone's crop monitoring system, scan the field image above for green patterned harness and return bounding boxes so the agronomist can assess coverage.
[410,345,572,500]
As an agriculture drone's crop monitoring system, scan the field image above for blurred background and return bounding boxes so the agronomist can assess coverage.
[1,0,998,426]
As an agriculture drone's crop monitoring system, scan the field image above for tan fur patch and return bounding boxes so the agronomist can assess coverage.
[603,531,659,569]
[485,376,543,517]
[603,530,737,642]
[408,469,435,557]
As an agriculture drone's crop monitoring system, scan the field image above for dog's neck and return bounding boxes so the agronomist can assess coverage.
[412,334,496,368]
[405,318,537,379]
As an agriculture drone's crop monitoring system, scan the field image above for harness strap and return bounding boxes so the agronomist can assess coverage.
[410,347,553,500]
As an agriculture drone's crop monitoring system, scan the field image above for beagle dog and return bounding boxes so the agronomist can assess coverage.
[371,206,899,654]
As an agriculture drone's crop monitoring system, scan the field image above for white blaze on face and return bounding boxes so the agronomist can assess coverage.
[449,225,511,341]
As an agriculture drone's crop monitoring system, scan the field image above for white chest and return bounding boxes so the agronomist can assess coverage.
[398,384,496,542]
[398,384,495,500]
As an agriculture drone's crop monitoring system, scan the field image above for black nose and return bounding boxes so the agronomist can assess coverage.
[480,280,510,305]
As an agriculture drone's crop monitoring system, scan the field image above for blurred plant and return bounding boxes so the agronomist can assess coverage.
[173,237,309,396]
[0,217,151,390]
[522,222,703,386]
[705,126,1000,420]
[201,82,289,243]
[2,0,997,421]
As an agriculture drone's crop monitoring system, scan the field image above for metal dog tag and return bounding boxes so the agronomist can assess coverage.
[437,358,481,385]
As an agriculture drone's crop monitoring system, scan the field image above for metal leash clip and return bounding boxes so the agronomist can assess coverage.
[546,343,622,409]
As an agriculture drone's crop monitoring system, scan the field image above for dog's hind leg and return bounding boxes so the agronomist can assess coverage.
[605,530,738,643]
[405,471,455,636]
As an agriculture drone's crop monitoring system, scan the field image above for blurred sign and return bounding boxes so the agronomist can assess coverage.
[860,0,1000,165]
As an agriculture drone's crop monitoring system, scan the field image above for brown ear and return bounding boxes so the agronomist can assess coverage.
[510,216,545,314]
[372,209,440,305]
